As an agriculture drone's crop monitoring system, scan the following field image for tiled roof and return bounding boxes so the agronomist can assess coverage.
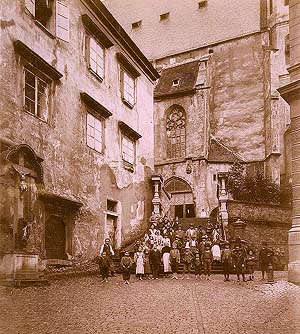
[154,60,200,98]
[208,137,245,162]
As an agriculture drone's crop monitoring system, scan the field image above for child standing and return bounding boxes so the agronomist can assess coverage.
[246,249,256,281]
[98,251,110,282]
[134,246,145,280]
[194,251,202,279]
[221,242,232,282]
[182,246,194,279]
[120,251,133,284]
[233,247,246,282]
[170,244,180,279]
[202,245,213,280]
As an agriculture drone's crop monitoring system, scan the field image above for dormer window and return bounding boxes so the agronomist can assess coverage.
[132,20,142,29]
[160,12,170,21]
[172,79,180,87]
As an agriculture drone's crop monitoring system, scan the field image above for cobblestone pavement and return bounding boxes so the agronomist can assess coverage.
[0,271,299,334]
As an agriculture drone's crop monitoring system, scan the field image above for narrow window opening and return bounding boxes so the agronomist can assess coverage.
[160,12,170,21]
[198,1,208,9]
[132,20,142,29]
[172,79,180,87]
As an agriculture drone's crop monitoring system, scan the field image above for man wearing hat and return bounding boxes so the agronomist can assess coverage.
[99,238,116,276]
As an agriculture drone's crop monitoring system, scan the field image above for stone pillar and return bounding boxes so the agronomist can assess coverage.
[151,174,163,216]
[218,172,229,227]
[277,0,300,284]
[232,218,247,241]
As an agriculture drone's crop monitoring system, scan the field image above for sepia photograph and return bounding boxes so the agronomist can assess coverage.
[0,0,300,333]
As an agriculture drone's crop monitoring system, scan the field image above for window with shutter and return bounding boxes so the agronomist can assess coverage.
[56,1,69,42]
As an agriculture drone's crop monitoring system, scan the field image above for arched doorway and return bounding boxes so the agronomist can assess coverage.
[164,177,195,219]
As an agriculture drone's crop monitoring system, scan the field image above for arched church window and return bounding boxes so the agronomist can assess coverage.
[166,106,186,159]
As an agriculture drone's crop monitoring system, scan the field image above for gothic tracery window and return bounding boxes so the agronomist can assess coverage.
[166,106,186,159]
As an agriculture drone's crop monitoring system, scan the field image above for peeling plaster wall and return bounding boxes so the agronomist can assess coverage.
[0,1,155,259]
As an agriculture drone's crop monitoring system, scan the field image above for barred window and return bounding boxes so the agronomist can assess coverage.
[166,107,186,159]
[24,68,49,122]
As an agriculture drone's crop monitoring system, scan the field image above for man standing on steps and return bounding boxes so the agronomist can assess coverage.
[100,238,116,277]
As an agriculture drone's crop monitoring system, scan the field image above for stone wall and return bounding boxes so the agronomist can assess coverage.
[227,200,292,254]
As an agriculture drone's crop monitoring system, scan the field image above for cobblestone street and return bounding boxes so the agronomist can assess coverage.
[1,272,299,334]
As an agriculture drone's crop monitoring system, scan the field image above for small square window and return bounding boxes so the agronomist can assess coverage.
[172,79,180,87]
[122,135,135,166]
[88,36,104,80]
[107,199,117,212]
[198,1,208,9]
[24,67,49,122]
[120,68,135,107]
[213,174,217,181]
[86,112,103,153]
[132,20,142,29]
[160,12,170,21]
[284,0,289,5]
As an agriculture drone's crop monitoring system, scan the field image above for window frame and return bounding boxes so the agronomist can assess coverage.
[23,65,50,122]
[25,0,70,42]
[121,133,135,168]
[87,34,105,81]
[86,110,104,154]
[120,66,136,108]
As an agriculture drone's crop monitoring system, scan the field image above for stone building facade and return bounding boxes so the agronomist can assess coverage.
[105,0,292,223]
[0,0,159,271]
[278,0,300,284]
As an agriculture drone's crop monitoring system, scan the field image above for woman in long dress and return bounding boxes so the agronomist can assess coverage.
[161,244,171,277]
[134,246,145,280]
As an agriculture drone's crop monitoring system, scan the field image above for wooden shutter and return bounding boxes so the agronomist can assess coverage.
[25,0,35,16]
[56,1,69,42]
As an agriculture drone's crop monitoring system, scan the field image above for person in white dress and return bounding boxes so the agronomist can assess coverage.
[134,246,145,280]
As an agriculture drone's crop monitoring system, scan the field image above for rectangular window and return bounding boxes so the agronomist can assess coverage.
[121,69,135,106]
[25,0,69,42]
[122,135,135,165]
[87,112,103,153]
[89,36,104,79]
[24,68,49,121]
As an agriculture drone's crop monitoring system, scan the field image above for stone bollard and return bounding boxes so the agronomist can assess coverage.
[266,263,275,284]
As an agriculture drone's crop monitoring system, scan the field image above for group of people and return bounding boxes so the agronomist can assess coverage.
[97,220,275,285]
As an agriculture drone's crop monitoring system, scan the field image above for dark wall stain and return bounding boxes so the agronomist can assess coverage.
[0,19,15,29]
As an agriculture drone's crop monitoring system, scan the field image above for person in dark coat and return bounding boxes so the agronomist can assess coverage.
[259,242,272,280]
[120,251,133,284]
[194,251,202,279]
[98,251,110,282]
[99,238,115,276]
[232,247,246,282]
[149,245,161,279]
[202,245,213,280]
[221,242,232,282]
